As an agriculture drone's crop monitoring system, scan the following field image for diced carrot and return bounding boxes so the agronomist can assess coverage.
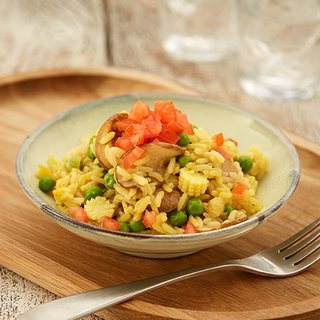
[232,182,247,195]
[215,147,232,160]
[68,207,88,222]
[184,221,198,234]
[214,133,224,146]
[142,210,157,228]
[100,217,121,231]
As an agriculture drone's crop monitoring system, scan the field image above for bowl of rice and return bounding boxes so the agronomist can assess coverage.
[16,94,300,258]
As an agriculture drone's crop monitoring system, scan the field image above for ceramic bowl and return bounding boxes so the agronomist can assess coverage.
[16,94,300,258]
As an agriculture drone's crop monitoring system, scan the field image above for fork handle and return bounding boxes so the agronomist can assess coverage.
[17,259,244,320]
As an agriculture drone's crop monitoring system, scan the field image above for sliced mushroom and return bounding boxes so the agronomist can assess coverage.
[159,189,181,212]
[95,112,128,169]
[115,142,184,188]
[135,142,184,174]
[221,159,238,173]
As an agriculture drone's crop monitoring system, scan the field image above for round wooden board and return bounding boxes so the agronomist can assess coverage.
[0,67,319,320]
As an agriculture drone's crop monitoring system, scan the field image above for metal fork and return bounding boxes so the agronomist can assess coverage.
[17,218,320,320]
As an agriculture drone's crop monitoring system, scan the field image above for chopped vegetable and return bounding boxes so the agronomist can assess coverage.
[184,221,198,234]
[65,155,81,172]
[115,135,134,151]
[214,133,224,146]
[187,198,204,216]
[113,100,194,152]
[38,176,55,192]
[128,219,146,232]
[178,168,209,196]
[177,132,190,147]
[120,221,130,232]
[104,172,116,189]
[128,101,151,122]
[154,100,176,123]
[121,146,146,169]
[68,207,88,222]
[87,136,96,160]
[142,210,157,228]
[224,204,234,214]
[237,155,253,173]
[100,217,121,231]
[84,185,104,202]
[232,182,247,195]
[178,155,192,167]
[157,130,180,144]
[168,210,188,227]
[225,138,238,146]
[215,147,232,160]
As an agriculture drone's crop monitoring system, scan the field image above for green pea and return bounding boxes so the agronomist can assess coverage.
[237,155,253,174]
[177,132,190,147]
[120,221,131,232]
[168,210,188,227]
[178,155,192,167]
[84,185,103,201]
[65,155,81,172]
[87,136,96,160]
[224,204,234,214]
[187,198,204,216]
[104,172,116,189]
[38,176,55,193]
[128,220,145,233]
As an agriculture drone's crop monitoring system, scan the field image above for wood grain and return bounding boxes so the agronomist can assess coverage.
[0,68,319,320]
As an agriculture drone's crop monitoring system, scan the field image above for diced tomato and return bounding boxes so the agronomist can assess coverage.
[154,100,177,123]
[99,217,121,231]
[184,221,198,234]
[142,210,157,228]
[214,133,224,146]
[225,138,238,146]
[128,101,151,122]
[121,146,146,169]
[125,124,145,146]
[165,120,183,133]
[68,207,88,222]
[114,118,134,132]
[141,115,162,139]
[175,110,194,135]
[232,182,247,195]
[115,135,134,151]
[157,130,180,144]
[215,147,232,160]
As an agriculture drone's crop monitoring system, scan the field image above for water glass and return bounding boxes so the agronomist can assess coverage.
[159,0,237,62]
[237,0,320,100]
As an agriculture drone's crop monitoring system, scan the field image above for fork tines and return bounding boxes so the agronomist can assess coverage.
[278,218,320,267]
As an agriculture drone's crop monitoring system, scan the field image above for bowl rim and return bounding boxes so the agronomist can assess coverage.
[16,93,300,240]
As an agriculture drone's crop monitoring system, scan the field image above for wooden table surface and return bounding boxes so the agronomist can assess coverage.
[1,1,319,319]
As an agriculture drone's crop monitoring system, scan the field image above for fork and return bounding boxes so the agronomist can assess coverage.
[17,218,320,320]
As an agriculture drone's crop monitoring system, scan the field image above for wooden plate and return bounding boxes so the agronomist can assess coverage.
[0,68,319,320]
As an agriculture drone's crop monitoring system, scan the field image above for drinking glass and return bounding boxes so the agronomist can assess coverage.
[237,0,320,100]
[159,0,237,62]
